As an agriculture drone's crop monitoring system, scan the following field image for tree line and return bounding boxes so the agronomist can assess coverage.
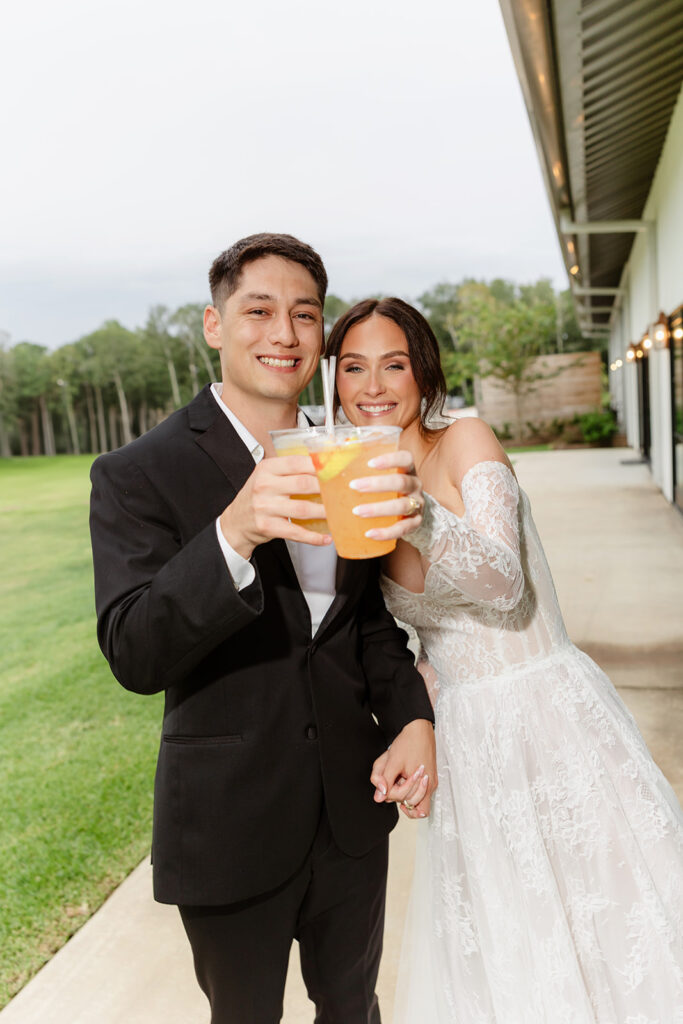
[0,278,593,458]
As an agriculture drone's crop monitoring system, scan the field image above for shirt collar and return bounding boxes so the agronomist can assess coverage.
[210,383,308,464]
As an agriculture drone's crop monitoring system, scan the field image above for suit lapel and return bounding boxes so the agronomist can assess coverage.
[189,387,298,582]
[191,390,256,497]
[315,556,365,641]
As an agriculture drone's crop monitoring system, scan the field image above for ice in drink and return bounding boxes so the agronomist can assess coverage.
[304,426,402,559]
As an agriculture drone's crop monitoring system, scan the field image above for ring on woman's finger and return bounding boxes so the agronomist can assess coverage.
[403,799,416,810]
[405,495,421,517]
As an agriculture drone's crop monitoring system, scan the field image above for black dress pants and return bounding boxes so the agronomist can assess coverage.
[178,807,389,1024]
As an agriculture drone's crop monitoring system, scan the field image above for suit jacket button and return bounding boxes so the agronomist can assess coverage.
[306,725,318,741]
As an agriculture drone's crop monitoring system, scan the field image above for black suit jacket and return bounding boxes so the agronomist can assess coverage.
[89,385,433,906]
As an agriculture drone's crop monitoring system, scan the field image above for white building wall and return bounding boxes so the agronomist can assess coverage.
[608,313,624,425]
[651,90,683,314]
[610,83,683,502]
[611,273,641,448]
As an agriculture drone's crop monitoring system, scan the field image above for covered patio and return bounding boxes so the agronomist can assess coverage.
[499,0,683,511]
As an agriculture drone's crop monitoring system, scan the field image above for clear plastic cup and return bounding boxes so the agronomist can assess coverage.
[302,425,402,558]
[269,426,329,532]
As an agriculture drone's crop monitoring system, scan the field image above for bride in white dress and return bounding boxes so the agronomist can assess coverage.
[325,297,683,1023]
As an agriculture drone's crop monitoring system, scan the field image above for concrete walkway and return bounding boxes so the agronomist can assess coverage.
[2,447,682,1023]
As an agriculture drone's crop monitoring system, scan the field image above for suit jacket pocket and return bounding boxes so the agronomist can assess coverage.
[162,733,243,745]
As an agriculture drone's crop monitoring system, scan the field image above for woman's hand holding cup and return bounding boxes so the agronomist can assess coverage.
[349,448,424,541]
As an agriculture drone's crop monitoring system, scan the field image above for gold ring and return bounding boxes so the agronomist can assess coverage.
[405,495,421,517]
[403,799,415,810]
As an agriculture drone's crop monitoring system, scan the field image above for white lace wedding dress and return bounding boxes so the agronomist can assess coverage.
[382,461,683,1023]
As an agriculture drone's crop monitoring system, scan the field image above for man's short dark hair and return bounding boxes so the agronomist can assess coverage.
[209,233,328,311]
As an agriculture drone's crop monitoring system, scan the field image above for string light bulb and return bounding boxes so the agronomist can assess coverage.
[653,312,669,349]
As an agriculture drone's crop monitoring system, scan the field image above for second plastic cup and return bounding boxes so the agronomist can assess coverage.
[303,425,402,558]
[269,426,329,532]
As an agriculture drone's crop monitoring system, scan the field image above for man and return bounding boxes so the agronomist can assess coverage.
[90,233,436,1023]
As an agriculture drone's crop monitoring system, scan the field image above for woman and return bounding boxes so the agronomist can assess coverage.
[326,297,683,1023]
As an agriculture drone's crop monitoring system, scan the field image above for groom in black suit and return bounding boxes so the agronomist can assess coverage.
[89,233,436,1022]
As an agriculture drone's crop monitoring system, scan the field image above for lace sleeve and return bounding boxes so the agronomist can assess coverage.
[407,461,524,611]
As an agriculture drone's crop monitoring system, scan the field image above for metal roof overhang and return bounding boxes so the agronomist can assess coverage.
[498,0,683,335]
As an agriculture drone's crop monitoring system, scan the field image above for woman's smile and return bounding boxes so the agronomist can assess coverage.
[356,401,398,415]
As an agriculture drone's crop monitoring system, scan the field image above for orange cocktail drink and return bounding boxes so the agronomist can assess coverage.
[304,426,402,559]
[269,426,328,532]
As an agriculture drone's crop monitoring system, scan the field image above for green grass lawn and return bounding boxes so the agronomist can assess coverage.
[0,456,162,1007]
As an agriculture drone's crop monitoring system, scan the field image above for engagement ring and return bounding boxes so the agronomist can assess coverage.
[405,495,421,517]
[403,799,415,810]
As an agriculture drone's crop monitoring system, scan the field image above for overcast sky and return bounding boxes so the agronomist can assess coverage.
[1,0,566,350]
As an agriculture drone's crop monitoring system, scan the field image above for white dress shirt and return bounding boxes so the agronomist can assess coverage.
[210,383,337,635]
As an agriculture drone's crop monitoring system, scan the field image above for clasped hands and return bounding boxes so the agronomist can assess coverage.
[371,718,437,820]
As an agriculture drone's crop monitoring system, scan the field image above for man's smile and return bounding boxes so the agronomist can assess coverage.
[257,355,301,369]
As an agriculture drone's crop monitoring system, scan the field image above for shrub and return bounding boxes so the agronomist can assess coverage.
[578,408,617,445]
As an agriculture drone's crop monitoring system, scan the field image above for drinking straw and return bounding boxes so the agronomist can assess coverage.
[320,356,336,433]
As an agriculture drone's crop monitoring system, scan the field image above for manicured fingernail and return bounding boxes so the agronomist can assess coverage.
[367,457,382,468]
[413,765,425,779]
[419,812,427,818]
[365,530,381,539]
[352,505,371,516]
[349,479,367,491]
[421,775,429,786]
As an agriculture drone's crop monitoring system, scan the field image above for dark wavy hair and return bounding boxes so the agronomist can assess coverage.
[326,297,447,438]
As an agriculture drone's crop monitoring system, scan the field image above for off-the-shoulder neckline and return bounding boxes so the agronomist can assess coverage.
[459,459,517,487]
[422,459,518,511]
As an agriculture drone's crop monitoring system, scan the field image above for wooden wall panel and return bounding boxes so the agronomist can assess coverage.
[475,352,602,433]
